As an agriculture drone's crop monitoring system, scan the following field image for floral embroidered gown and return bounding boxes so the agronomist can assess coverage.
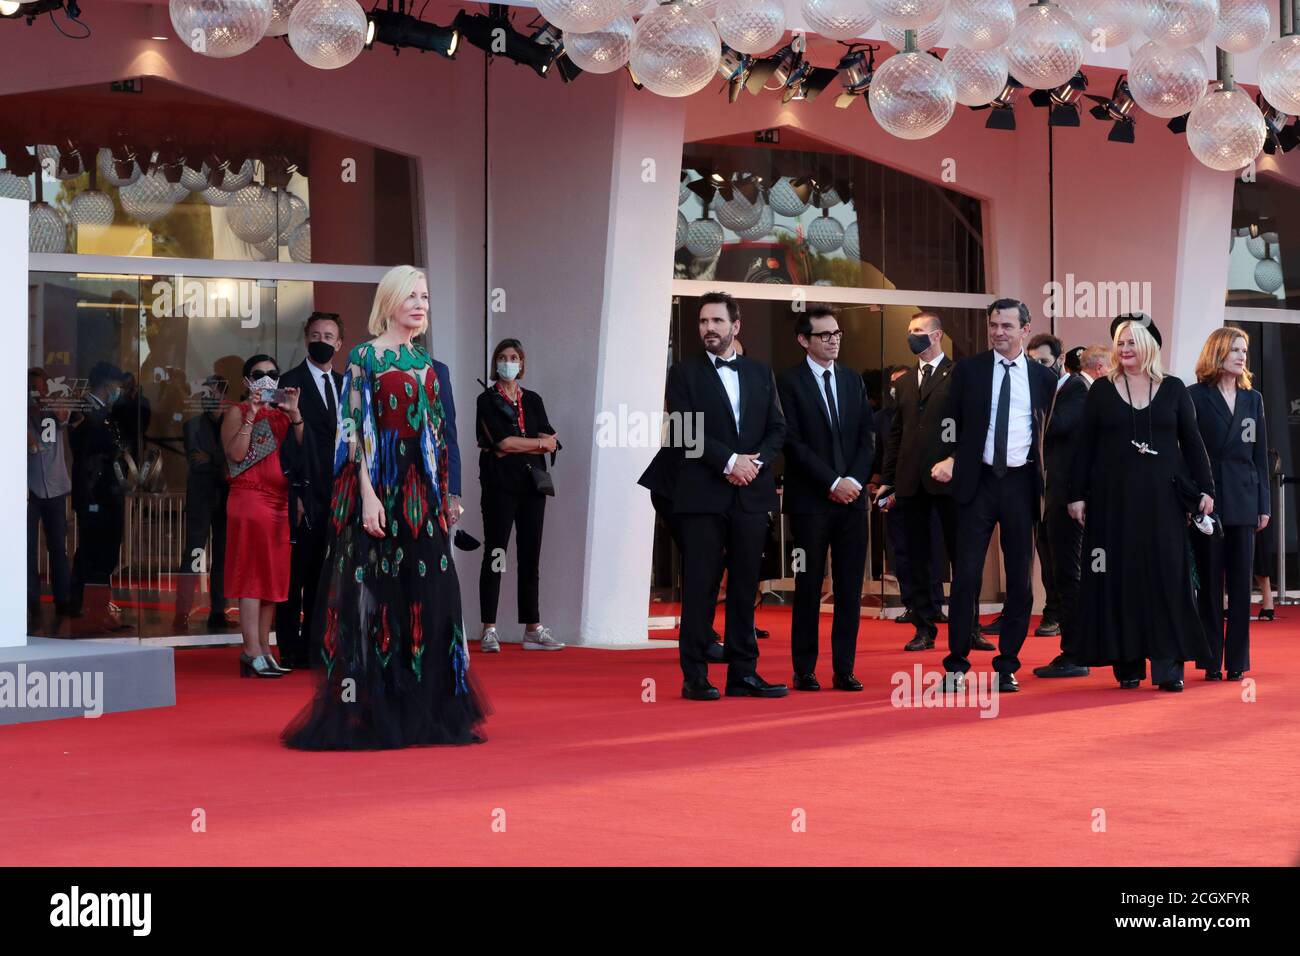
[282,342,486,750]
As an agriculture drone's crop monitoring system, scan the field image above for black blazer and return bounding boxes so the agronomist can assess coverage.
[1187,382,1271,526]
[1043,373,1089,507]
[776,360,873,514]
[280,359,343,530]
[665,353,785,514]
[941,350,1058,508]
[881,356,954,497]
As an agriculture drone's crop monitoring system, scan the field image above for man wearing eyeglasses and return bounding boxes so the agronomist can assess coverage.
[776,305,873,691]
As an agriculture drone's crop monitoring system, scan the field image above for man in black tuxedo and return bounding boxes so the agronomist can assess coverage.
[777,305,872,691]
[666,291,787,700]
[1026,333,1066,638]
[275,312,345,669]
[1035,345,1111,678]
[877,313,992,654]
[931,299,1058,691]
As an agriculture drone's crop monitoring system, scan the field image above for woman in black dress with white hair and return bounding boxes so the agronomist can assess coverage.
[1067,316,1215,691]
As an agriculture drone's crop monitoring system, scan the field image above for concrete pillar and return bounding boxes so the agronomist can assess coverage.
[2,197,29,647]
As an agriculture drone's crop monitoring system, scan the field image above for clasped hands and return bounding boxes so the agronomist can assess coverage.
[726,453,761,486]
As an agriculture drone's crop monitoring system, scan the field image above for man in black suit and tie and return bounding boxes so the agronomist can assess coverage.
[931,299,1058,691]
[667,292,787,700]
[275,312,345,669]
[877,313,993,654]
[1034,344,1110,678]
[777,305,872,691]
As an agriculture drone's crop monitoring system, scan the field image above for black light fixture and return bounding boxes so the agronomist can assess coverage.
[834,46,879,109]
[1168,112,1190,135]
[783,58,839,103]
[454,6,556,78]
[530,22,582,82]
[745,42,799,95]
[1259,93,1300,153]
[717,44,755,103]
[971,77,1022,130]
[1086,76,1136,143]
[1029,71,1088,126]
[365,1,459,58]
[1,0,78,21]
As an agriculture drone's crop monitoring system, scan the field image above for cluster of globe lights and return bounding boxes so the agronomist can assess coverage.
[8,143,312,259]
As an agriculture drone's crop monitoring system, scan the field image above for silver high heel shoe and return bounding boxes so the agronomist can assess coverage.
[240,652,282,678]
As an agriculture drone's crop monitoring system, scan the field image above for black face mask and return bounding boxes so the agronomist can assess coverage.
[307,341,336,364]
[907,333,932,355]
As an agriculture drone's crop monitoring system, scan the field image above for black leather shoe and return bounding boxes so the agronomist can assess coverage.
[725,674,789,698]
[754,627,769,639]
[1118,679,1141,689]
[682,679,720,700]
[972,633,997,651]
[792,672,821,691]
[942,671,965,692]
[1158,680,1184,692]
[1204,670,1223,681]
[1256,608,1274,622]
[706,641,726,663]
[1033,654,1089,678]
[933,611,949,623]
[998,672,1019,692]
[904,631,935,652]
[833,672,863,691]
[980,614,1002,635]
[1034,620,1061,636]
[896,608,915,625]
[1227,670,1245,681]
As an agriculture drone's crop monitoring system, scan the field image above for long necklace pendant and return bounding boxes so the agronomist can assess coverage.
[1130,440,1158,455]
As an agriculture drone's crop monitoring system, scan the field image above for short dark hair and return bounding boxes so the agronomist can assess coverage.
[988,298,1031,327]
[88,361,125,388]
[242,354,279,380]
[700,291,740,324]
[795,303,839,339]
[1027,333,1062,358]
[912,311,942,332]
[304,311,343,337]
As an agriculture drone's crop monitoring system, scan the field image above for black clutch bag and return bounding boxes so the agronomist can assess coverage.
[526,438,561,497]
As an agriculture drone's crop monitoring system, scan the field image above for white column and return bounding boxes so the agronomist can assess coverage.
[580,88,687,646]
[1,198,29,647]
[1170,162,1237,375]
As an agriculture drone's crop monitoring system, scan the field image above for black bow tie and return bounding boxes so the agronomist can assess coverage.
[714,357,739,370]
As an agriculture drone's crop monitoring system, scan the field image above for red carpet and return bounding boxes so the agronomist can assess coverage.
[2,608,1298,867]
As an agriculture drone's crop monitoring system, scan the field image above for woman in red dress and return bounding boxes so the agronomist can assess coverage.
[221,354,303,678]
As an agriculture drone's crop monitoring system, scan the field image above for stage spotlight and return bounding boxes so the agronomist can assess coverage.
[454,7,555,78]
[1,0,77,20]
[1029,71,1087,127]
[1168,113,1189,135]
[1086,76,1136,144]
[718,45,755,103]
[971,78,1022,131]
[1259,94,1300,154]
[744,42,798,96]
[782,58,839,104]
[366,3,459,59]
[834,47,879,110]
[530,23,581,82]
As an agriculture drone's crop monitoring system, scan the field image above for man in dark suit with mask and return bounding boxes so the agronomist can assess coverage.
[777,305,873,691]
[931,298,1059,691]
[276,313,345,669]
[667,291,787,700]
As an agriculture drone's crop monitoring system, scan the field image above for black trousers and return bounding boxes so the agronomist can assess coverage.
[945,464,1036,675]
[1113,658,1184,684]
[886,500,944,611]
[1193,524,1254,674]
[479,485,546,624]
[677,507,767,684]
[900,488,955,634]
[790,508,867,676]
[28,493,71,610]
[1036,508,1060,623]
[275,515,327,666]
[1044,500,1083,663]
[71,500,124,615]
[176,485,227,621]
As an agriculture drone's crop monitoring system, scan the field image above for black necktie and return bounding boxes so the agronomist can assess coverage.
[323,370,337,423]
[823,369,846,474]
[993,360,1012,477]
[920,363,932,388]
[715,356,739,370]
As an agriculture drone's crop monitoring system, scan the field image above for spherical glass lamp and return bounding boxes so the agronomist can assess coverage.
[685,216,725,258]
[119,170,179,224]
[1127,40,1207,118]
[842,222,860,259]
[630,4,722,97]
[1143,0,1218,50]
[676,210,689,248]
[1060,0,1135,50]
[945,44,1010,106]
[883,10,946,49]
[768,177,810,216]
[219,159,256,192]
[565,16,634,73]
[29,203,67,253]
[868,40,957,139]
[266,0,301,36]
[1005,1,1085,90]
[1212,0,1270,54]
[715,191,763,231]
[289,219,312,262]
[871,0,946,30]
[1255,257,1283,292]
[738,202,774,240]
[807,214,845,253]
[288,0,367,69]
[948,0,1015,52]
[0,170,31,201]
[536,0,622,33]
[169,0,273,58]
[69,190,116,234]
[276,191,309,242]
[1186,86,1266,171]
[1259,34,1300,116]
[801,0,876,41]
[1245,234,1269,258]
[716,0,786,54]
[226,184,278,243]
[97,148,141,188]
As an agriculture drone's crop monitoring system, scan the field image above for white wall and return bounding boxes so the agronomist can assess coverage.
[1,198,29,647]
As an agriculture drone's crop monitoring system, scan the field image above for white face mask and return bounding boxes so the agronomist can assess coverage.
[496,361,521,382]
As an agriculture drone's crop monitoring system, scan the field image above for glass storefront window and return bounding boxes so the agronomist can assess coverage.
[1228,175,1297,309]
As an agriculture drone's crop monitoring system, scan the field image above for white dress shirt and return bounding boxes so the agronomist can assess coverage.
[712,350,757,476]
[806,355,860,493]
[982,350,1033,468]
[1055,371,1069,392]
[312,362,339,420]
[917,352,944,386]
